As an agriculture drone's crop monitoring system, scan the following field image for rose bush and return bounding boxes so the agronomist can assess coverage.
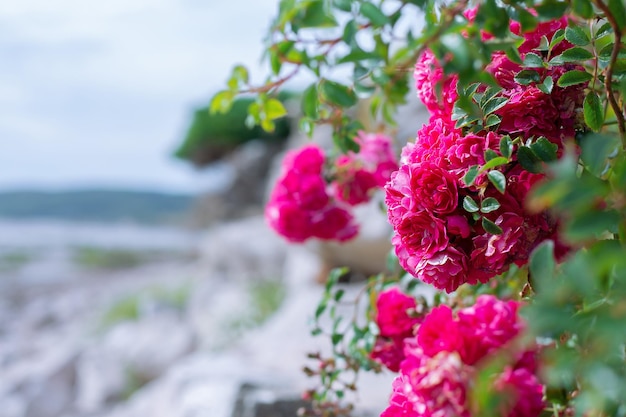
[215,0,626,415]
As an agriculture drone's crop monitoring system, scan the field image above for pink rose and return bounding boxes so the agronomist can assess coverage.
[333,163,379,206]
[510,16,570,55]
[281,144,325,174]
[370,336,407,373]
[402,351,471,417]
[375,287,421,338]
[447,215,471,238]
[331,131,399,206]
[456,295,524,365]
[447,131,501,184]
[408,162,459,214]
[470,212,524,279]
[404,115,460,167]
[265,201,313,243]
[266,144,360,243]
[415,247,471,293]
[417,305,462,357]
[312,205,358,242]
[396,211,449,258]
[414,50,458,114]
[496,86,561,141]
[494,367,545,417]
[381,375,419,417]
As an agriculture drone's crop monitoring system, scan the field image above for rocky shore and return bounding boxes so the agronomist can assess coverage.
[0,217,395,417]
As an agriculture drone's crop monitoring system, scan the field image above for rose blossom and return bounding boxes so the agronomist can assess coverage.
[417,305,462,357]
[395,211,449,258]
[494,367,546,417]
[383,296,543,417]
[456,295,524,365]
[370,337,407,373]
[333,157,379,205]
[376,287,421,338]
[401,351,471,417]
[414,50,458,114]
[332,131,398,206]
[281,144,325,175]
[266,144,359,242]
[415,246,471,293]
[470,212,524,279]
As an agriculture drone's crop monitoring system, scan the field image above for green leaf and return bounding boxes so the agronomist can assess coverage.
[536,36,550,52]
[531,137,558,162]
[549,47,594,65]
[580,133,621,177]
[320,80,357,107]
[342,19,358,46]
[265,98,288,120]
[232,65,249,84]
[529,240,555,286]
[480,197,501,213]
[476,0,510,38]
[549,28,565,50]
[481,156,509,172]
[485,114,501,128]
[482,217,503,235]
[298,1,337,28]
[517,146,542,173]
[596,22,613,38]
[484,149,499,162]
[209,90,235,114]
[535,0,568,19]
[301,84,319,119]
[572,0,593,18]
[538,76,553,94]
[565,25,590,46]
[499,135,513,159]
[482,97,509,115]
[315,299,327,319]
[463,165,480,186]
[514,69,541,85]
[583,91,604,131]
[331,333,343,345]
[333,0,352,12]
[360,3,389,27]
[557,70,592,87]
[463,196,480,213]
[488,170,506,193]
[523,52,545,68]
[566,210,621,241]
[515,7,538,32]
[505,46,523,64]
[608,0,626,31]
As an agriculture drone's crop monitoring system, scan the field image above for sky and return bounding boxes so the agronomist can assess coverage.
[0,0,280,193]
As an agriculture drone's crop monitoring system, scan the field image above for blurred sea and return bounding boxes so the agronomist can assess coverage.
[0,219,201,288]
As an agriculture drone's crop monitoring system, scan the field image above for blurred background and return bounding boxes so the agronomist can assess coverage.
[0,1,409,416]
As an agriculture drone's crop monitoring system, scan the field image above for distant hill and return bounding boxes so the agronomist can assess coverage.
[0,189,195,224]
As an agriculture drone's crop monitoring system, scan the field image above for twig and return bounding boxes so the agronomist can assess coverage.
[593,0,626,147]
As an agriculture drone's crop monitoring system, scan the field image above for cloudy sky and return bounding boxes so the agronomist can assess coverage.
[0,0,281,193]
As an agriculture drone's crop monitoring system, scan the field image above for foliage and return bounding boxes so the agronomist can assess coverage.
[174,93,293,167]
[217,0,626,416]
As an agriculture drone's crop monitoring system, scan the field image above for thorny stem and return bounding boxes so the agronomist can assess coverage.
[239,65,301,94]
[593,0,626,147]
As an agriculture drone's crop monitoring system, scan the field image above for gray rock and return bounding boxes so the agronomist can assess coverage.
[76,314,194,413]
